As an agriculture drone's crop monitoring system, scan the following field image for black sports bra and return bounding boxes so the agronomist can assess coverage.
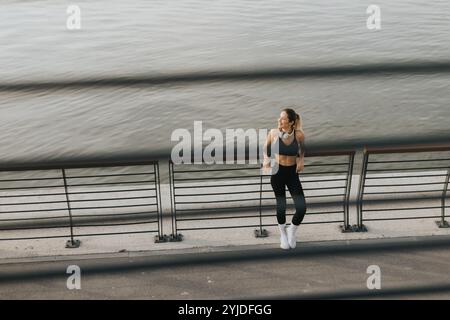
[272,131,299,156]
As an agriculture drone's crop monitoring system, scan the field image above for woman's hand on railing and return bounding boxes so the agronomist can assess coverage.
[262,158,272,175]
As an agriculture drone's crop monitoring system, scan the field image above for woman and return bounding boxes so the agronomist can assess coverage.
[263,108,306,249]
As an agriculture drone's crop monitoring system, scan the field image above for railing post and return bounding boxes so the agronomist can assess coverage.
[169,161,183,242]
[255,170,268,237]
[62,169,80,248]
[341,152,355,232]
[154,162,168,243]
[355,149,368,232]
[436,169,450,228]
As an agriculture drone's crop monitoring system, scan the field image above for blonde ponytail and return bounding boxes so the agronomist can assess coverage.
[295,113,304,134]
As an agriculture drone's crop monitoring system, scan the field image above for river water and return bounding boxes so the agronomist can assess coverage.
[0,0,449,161]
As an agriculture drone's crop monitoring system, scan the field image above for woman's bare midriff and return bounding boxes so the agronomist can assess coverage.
[275,154,297,166]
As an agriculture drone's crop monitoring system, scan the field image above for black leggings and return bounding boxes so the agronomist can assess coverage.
[270,164,307,226]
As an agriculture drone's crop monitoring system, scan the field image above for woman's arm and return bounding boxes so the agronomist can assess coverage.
[296,130,305,172]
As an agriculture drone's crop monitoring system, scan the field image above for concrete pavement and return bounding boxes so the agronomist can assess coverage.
[0,235,449,299]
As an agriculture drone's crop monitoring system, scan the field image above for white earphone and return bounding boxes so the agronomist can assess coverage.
[278,128,294,139]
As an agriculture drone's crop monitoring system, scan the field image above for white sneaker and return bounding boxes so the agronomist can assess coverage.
[278,224,290,250]
[287,224,299,249]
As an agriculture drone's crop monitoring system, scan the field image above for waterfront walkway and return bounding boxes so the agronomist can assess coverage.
[0,235,449,299]
[0,212,449,299]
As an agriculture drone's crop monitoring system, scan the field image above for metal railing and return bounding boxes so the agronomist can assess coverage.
[168,162,264,241]
[1,139,449,247]
[356,144,450,231]
[0,160,164,247]
[168,149,355,240]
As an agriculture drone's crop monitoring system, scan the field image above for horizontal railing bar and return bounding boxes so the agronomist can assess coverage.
[0,185,64,191]
[176,194,344,205]
[176,180,347,188]
[0,212,159,223]
[366,174,446,179]
[303,186,346,190]
[73,230,158,237]
[0,229,159,241]
[174,200,347,213]
[364,216,441,221]
[366,143,450,154]
[176,211,343,220]
[0,225,70,231]
[0,177,62,182]
[0,160,158,172]
[368,158,450,164]
[175,162,351,173]
[0,216,68,222]
[259,211,344,217]
[2,133,450,171]
[0,193,67,198]
[176,198,264,204]
[0,208,68,215]
[73,211,159,218]
[178,221,356,230]
[0,173,155,183]
[175,186,346,197]
[365,182,445,187]
[177,225,261,231]
[66,172,155,179]
[305,150,355,157]
[300,171,349,175]
[175,190,260,197]
[363,206,442,211]
[0,196,157,206]
[262,220,344,226]
[295,210,344,215]
[0,200,68,206]
[174,175,262,181]
[302,194,345,198]
[177,176,337,186]
[293,220,343,225]
[178,215,260,221]
[367,166,449,172]
[73,221,158,228]
[176,181,346,189]
[173,167,260,173]
[295,178,347,183]
[277,283,450,300]
[67,180,156,187]
[261,185,346,191]
[175,206,263,213]
[364,190,444,195]
[174,182,262,189]
[181,195,344,205]
[68,196,157,202]
[67,188,157,195]
[301,163,350,167]
[0,235,70,241]
[5,61,450,92]
[70,204,157,210]
[177,210,344,222]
